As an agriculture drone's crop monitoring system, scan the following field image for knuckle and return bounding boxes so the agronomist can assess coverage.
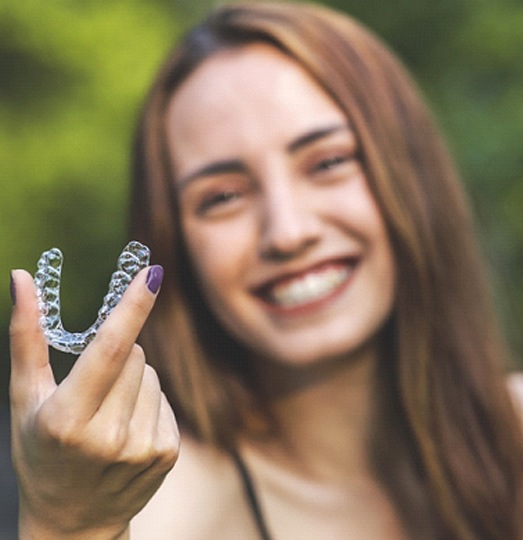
[124,430,178,471]
[8,318,22,340]
[127,344,146,371]
[116,437,155,468]
[79,440,123,465]
[154,424,180,472]
[132,438,178,475]
[35,408,82,448]
[131,343,145,359]
[156,441,179,472]
[96,329,131,361]
[36,407,130,461]
[94,425,129,460]
[9,317,40,347]
[154,449,179,475]
[142,364,160,389]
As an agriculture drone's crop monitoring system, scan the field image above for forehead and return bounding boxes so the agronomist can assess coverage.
[165,44,347,165]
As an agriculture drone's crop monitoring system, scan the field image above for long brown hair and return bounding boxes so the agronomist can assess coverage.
[130,3,523,538]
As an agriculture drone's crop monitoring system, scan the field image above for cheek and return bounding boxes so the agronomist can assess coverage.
[369,220,397,317]
[378,245,396,311]
[333,179,396,290]
[328,178,388,242]
[182,219,254,299]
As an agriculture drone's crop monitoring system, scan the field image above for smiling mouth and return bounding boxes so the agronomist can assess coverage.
[255,260,357,311]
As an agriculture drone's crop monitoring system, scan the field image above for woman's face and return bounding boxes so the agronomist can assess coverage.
[166,44,395,366]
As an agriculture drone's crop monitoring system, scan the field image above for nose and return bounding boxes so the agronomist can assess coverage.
[258,185,320,261]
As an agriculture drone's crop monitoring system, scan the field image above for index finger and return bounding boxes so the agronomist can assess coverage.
[55,265,164,416]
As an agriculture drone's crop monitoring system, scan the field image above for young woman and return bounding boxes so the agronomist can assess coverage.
[9,3,523,539]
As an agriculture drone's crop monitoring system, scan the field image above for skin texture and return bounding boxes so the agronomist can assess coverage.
[132,45,405,539]
[11,39,523,540]
[169,44,396,368]
[132,5,523,536]
[10,268,179,539]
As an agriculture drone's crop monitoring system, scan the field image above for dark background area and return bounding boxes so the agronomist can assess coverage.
[1,0,523,537]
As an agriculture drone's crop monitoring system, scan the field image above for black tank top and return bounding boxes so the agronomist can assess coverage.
[231,452,273,540]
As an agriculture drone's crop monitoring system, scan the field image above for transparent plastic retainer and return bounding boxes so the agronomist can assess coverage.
[34,241,150,355]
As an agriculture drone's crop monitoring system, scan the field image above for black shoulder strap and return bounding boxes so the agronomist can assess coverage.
[231,452,274,540]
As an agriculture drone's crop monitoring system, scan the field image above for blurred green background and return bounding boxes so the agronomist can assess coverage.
[1,0,523,402]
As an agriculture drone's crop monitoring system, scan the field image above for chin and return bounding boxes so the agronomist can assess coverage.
[256,334,379,369]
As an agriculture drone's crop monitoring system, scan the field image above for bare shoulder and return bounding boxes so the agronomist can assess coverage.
[131,433,259,539]
[507,372,523,418]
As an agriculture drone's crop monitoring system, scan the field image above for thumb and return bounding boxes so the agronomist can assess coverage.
[9,269,55,409]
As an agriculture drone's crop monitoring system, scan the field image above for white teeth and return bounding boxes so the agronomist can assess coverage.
[270,266,351,308]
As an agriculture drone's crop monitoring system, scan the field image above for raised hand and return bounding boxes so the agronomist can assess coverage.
[9,266,179,540]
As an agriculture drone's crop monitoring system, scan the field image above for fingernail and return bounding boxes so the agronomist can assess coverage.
[146,265,164,294]
[10,271,16,306]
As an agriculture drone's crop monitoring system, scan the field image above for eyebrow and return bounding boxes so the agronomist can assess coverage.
[175,123,351,191]
[176,159,246,191]
[286,123,350,153]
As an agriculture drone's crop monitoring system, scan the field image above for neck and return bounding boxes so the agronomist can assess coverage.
[247,345,378,484]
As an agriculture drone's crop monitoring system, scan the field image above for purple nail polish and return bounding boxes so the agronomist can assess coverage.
[10,271,16,306]
[146,265,164,294]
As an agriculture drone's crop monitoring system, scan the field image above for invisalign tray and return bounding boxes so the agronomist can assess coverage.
[34,241,150,354]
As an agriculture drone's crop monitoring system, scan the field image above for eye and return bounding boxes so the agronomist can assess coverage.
[196,189,243,216]
[313,154,350,172]
[309,151,360,182]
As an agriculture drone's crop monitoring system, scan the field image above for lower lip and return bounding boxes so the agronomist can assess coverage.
[257,264,356,317]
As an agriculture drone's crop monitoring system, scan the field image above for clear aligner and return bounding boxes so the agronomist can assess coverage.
[34,241,150,355]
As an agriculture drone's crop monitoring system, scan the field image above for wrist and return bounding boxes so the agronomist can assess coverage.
[19,511,129,540]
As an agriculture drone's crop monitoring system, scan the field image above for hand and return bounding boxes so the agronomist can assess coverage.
[9,266,179,539]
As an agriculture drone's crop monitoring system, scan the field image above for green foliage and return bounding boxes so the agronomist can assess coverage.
[2,0,523,400]
[0,0,192,394]
[337,0,523,355]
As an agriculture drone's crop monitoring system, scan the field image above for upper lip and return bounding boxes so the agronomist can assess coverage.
[250,255,361,296]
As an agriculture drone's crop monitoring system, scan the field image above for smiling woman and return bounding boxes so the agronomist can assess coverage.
[9,2,523,540]
[166,44,395,367]
[129,3,523,538]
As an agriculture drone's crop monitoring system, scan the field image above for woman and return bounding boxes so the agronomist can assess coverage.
[10,2,523,539]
